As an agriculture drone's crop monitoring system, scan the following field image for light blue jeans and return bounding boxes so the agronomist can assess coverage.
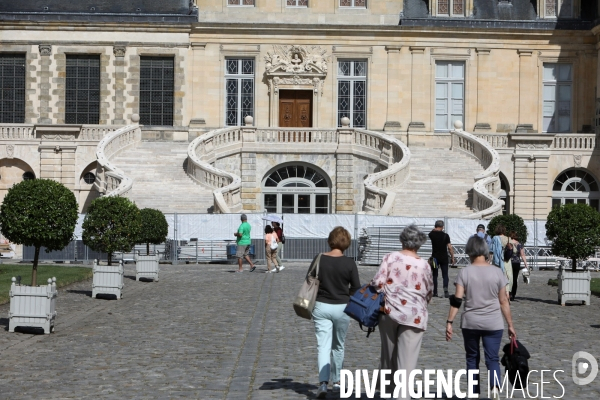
[312,301,350,383]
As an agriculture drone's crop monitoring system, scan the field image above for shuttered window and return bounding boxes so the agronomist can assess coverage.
[435,61,464,131]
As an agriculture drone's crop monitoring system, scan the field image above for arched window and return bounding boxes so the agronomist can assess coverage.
[262,164,331,214]
[552,169,600,211]
[22,172,35,181]
[83,172,96,184]
[499,173,510,215]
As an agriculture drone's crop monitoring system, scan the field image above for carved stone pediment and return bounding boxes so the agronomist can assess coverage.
[265,45,330,97]
[265,45,329,75]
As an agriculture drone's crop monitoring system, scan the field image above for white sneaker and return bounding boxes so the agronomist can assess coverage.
[265,270,272,273]
[332,382,341,392]
[316,383,328,398]
[491,388,500,400]
[278,266,285,272]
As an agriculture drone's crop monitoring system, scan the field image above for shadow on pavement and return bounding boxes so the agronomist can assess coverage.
[258,378,317,398]
[66,289,92,297]
[591,324,600,329]
[0,317,8,331]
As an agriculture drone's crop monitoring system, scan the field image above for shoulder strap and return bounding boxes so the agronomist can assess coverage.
[308,253,322,279]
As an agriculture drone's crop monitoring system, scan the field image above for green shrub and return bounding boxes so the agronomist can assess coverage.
[138,208,168,255]
[0,179,78,286]
[545,203,600,271]
[82,196,141,265]
[487,214,528,244]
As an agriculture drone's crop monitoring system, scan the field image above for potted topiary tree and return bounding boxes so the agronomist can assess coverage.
[0,179,78,333]
[135,208,168,282]
[82,196,141,297]
[545,203,600,305]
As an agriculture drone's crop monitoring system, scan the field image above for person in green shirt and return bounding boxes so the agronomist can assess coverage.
[234,214,255,272]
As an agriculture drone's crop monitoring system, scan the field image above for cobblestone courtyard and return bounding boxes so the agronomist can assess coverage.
[1,262,599,399]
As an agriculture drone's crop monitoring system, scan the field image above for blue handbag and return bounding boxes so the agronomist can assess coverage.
[344,283,385,337]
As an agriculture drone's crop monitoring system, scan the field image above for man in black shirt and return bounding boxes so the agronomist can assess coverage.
[428,220,455,298]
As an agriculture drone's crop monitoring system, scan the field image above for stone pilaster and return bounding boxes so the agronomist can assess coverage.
[408,47,428,134]
[384,46,402,132]
[335,124,355,213]
[510,133,554,219]
[241,121,258,211]
[38,45,52,124]
[113,45,127,125]
[516,50,536,133]
[474,48,491,132]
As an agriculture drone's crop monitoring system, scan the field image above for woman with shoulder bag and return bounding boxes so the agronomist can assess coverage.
[310,226,361,398]
[371,225,433,400]
[264,225,280,273]
[446,235,517,400]
[509,231,529,301]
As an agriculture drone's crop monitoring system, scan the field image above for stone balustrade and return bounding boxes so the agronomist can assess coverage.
[0,124,34,139]
[552,134,598,150]
[187,127,243,214]
[94,116,141,197]
[187,118,411,215]
[451,121,503,219]
[355,129,411,215]
[475,133,509,149]
[80,125,120,141]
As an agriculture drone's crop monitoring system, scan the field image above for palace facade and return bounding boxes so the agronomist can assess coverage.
[0,1,599,219]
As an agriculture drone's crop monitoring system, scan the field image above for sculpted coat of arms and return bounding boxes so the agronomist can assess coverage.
[264,45,329,75]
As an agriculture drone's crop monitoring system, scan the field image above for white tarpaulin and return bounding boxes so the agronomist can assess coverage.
[72,213,549,246]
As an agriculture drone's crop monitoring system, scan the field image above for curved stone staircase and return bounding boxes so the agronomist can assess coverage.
[111,142,214,213]
[392,147,484,217]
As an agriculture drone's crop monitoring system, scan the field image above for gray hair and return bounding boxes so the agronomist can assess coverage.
[434,220,444,228]
[465,235,489,261]
[400,224,428,251]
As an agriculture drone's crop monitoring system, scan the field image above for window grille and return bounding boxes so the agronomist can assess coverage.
[0,54,26,123]
[65,55,100,124]
[340,0,366,7]
[337,60,367,128]
[543,63,572,133]
[140,57,174,126]
[552,169,600,210]
[83,172,96,184]
[435,61,465,131]
[228,0,255,5]
[225,58,254,126]
[287,0,308,6]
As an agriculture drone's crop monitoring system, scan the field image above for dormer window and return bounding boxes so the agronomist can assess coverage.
[543,0,577,18]
[437,0,464,17]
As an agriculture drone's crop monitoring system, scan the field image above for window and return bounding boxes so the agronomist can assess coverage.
[340,0,366,7]
[437,0,464,16]
[263,164,330,214]
[337,60,367,128]
[83,172,96,184]
[287,0,308,6]
[435,61,464,131]
[225,59,254,126]
[228,0,254,5]
[66,55,100,124]
[0,54,25,124]
[545,0,574,18]
[543,63,572,133]
[552,169,600,211]
[22,172,35,181]
[140,57,174,126]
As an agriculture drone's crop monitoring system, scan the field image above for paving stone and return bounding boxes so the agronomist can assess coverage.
[0,263,599,399]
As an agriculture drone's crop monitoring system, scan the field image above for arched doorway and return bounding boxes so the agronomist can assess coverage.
[552,169,600,211]
[262,163,331,214]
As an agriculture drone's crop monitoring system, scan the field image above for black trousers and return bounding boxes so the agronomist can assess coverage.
[432,263,449,294]
[511,262,521,299]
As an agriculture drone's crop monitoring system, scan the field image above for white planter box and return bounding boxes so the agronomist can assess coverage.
[135,254,159,282]
[92,260,124,299]
[558,266,591,306]
[9,277,57,334]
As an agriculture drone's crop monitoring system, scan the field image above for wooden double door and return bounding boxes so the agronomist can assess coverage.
[279,90,312,128]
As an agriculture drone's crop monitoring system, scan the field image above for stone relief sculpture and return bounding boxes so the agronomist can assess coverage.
[264,45,330,75]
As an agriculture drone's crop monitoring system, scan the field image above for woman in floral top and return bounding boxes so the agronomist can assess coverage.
[371,225,433,399]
